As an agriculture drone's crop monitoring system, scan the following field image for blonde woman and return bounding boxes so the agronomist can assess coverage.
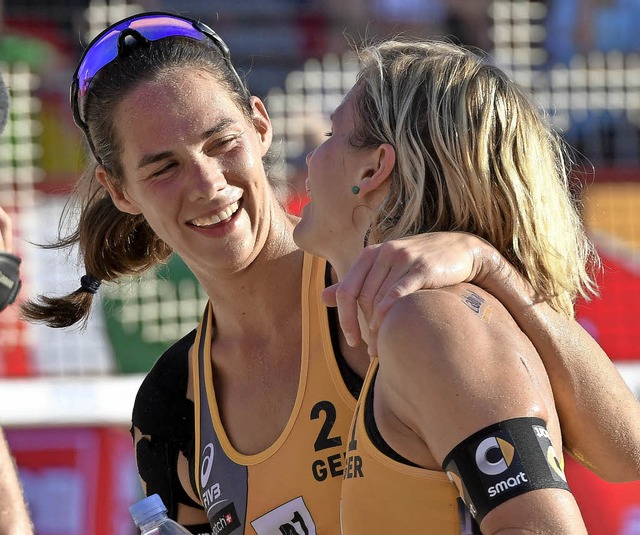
[294,39,637,533]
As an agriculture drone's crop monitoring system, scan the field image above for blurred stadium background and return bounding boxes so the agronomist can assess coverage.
[1,0,639,533]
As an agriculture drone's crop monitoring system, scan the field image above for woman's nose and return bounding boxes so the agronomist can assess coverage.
[189,160,227,199]
[305,150,314,166]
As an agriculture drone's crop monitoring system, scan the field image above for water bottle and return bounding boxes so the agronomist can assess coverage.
[130,494,193,534]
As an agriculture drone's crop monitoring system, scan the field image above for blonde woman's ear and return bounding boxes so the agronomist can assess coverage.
[360,143,396,195]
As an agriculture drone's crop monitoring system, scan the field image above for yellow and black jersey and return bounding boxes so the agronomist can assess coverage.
[340,358,481,535]
[193,253,358,535]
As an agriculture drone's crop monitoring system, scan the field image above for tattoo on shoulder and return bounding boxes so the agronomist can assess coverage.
[461,289,492,320]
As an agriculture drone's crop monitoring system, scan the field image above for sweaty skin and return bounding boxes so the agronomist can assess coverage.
[324,232,640,483]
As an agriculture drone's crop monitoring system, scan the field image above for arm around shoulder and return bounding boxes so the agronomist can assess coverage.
[474,244,640,482]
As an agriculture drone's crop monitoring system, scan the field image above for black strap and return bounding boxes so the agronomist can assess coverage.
[0,252,21,311]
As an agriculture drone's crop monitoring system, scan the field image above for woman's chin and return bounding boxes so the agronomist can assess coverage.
[293,217,326,258]
[292,217,312,250]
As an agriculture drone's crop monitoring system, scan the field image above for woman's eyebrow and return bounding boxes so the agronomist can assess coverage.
[201,118,235,141]
[137,150,174,170]
[136,119,237,169]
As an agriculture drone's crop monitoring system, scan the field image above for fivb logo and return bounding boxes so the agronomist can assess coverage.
[201,443,223,511]
[475,436,515,476]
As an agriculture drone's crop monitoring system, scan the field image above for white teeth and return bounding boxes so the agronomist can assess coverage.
[191,201,239,227]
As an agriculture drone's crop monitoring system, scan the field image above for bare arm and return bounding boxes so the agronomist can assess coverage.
[327,231,640,482]
[470,242,640,482]
[0,210,32,533]
[0,430,32,534]
[376,286,587,533]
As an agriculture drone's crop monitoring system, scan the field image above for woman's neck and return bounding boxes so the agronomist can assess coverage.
[211,246,304,339]
[199,208,303,339]
[326,238,367,283]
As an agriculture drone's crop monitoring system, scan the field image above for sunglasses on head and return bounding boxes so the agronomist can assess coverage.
[70,12,248,157]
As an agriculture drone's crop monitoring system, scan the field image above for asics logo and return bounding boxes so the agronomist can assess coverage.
[201,443,215,487]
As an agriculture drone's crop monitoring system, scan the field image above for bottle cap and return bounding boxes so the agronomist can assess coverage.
[129,494,167,526]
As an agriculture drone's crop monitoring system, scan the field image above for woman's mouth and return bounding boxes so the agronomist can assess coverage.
[189,201,240,228]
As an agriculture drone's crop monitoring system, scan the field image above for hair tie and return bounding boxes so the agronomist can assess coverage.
[80,274,101,294]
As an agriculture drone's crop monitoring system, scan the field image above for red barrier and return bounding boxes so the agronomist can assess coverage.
[5,427,139,535]
[566,456,640,534]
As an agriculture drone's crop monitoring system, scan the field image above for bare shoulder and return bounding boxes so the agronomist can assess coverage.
[375,284,553,462]
[378,283,523,359]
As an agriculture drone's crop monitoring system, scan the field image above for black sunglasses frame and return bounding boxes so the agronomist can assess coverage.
[70,12,249,162]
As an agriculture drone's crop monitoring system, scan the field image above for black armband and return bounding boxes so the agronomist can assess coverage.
[443,417,569,524]
[0,252,21,312]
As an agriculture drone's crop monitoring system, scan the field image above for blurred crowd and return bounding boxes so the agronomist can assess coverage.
[2,0,640,198]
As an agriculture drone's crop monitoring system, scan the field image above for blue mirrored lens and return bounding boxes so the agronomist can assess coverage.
[76,15,205,95]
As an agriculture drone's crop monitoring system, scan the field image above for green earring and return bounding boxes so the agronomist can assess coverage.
[351,185,360,195]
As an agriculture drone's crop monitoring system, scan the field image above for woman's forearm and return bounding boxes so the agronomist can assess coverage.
[477,246,640,482]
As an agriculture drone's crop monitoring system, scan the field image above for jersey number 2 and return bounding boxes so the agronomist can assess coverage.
[311,401,342,452]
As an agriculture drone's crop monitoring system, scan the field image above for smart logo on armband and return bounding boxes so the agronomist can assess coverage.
[443,417,570,523]
[474,435,529,497]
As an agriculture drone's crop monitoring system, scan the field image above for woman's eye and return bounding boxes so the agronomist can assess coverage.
[150,163,176,178]
[210,134,240,151]
[324,131,333,137]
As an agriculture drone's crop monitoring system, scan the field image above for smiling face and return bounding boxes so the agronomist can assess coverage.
[97,67,279,280]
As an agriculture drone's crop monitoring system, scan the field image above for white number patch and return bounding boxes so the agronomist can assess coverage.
[251,496,316,535]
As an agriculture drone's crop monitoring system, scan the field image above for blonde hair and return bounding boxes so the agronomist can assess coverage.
[352,39,599,317]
